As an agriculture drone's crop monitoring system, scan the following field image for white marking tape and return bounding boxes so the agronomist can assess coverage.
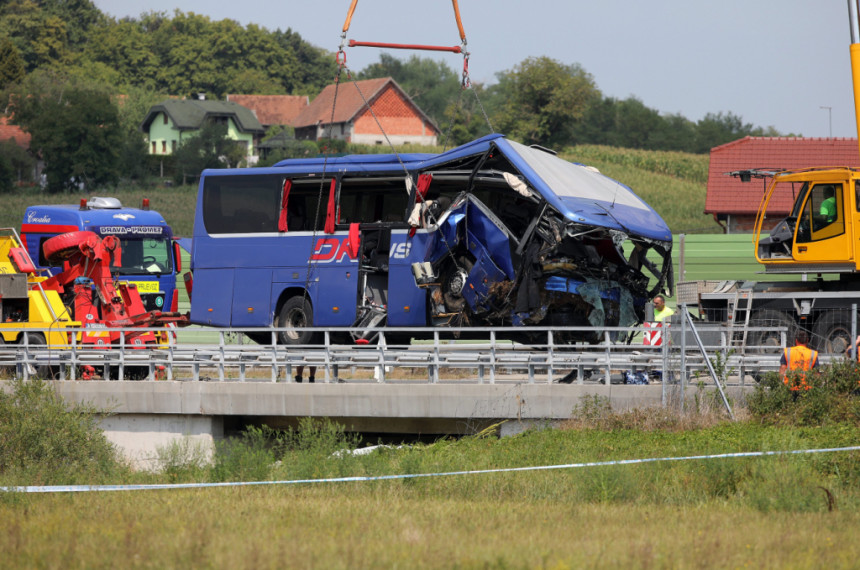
[4,445,859,494]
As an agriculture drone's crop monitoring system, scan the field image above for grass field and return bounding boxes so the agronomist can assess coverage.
[5,488,859,568]
[3,417,860,568]
[3,339,860,568]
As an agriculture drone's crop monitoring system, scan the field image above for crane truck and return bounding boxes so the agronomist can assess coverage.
[678,0,860,355]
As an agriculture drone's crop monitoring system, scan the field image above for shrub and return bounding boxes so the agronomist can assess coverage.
[747,361,860,425]
[0,379,127,485]
[212,425,278,482]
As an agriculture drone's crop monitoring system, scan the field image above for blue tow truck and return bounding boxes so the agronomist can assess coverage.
[21,196,182,313]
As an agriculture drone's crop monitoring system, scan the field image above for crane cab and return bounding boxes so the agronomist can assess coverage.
[754,167,860,273]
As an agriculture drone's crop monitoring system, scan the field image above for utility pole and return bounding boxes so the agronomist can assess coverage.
[820,105,833,138]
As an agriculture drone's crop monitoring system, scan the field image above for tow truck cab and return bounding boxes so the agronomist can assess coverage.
[21,197,182,312]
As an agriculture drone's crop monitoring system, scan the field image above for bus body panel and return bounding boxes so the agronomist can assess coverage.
[231,268,273,327]
[189,268,234,326]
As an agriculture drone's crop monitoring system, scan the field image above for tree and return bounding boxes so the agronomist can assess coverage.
[0,140,35,191]
[613,97,662,149]
[9,71,123,193]
[273,28,337,95]
[571,96,619,146]
[694,111,754,153]
[648,113,698,152]
[0,0,74,72]
[440,82,497,147]
[492,56,599,148]
[0,38,25,90]
[172,123,243,185]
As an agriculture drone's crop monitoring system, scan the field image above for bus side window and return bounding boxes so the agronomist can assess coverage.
[287,196,307,231]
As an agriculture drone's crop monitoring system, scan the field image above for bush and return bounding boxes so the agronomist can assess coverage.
[0,379,127,485]
[212,425,278,482]
[747,361,860,425]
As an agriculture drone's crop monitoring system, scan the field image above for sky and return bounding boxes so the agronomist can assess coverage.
[91,0,859,138]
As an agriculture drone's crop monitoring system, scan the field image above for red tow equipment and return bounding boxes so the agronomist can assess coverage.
[40,231,188,346]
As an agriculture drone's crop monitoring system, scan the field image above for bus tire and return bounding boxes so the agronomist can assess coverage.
[278,296,317,345]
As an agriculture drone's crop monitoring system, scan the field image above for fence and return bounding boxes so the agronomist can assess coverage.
[0,320,830,392]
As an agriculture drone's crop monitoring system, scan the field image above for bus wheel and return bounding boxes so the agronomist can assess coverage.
[278,297,316,345]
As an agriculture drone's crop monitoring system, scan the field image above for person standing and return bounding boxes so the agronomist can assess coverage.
[653,295,675,322]
[295,365,315,383]
[779,330,818,393]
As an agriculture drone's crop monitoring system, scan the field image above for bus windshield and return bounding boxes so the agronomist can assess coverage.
[111,236,172,275]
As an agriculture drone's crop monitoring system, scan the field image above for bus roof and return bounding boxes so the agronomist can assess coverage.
[203,133,670,242]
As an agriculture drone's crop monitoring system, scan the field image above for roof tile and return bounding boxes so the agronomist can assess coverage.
[225,94,309,127]
[705,137,860,215]
[0,116,30,149]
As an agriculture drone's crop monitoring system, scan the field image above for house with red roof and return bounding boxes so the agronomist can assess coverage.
[706,137,860,233]
[0,116,30,149]
[291,77,438,146]
[225,94,309,129]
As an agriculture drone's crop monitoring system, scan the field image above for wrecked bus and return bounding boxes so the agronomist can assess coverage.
[187,134,673,344]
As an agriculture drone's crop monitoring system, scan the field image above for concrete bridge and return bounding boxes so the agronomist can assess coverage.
[45,380,751,469]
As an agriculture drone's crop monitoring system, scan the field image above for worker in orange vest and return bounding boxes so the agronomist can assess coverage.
[779,330,819,393]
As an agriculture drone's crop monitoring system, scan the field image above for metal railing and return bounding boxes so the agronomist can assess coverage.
[0,322,821,391]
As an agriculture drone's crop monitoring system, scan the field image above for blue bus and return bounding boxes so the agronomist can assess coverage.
[188,134,673,344]
[21,197,182,313]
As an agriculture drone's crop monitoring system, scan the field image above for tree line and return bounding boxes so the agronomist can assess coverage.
[0,0,782,193]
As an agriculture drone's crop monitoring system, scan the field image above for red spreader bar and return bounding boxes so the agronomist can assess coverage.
[348,39,462,54]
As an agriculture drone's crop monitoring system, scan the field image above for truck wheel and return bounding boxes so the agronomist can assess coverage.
[0,336,11,378]
[42,231,98,264]
[812,311,854,355]
[23,333,54,379]
[747,310,797,354]
[277,296,318,345]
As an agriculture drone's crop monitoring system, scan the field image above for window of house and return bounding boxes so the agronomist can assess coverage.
[151,141,156,154]
[171,140,177,153]
[161,141,166,153]
[162,113,168,125]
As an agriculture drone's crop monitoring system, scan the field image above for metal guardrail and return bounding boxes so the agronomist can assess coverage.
[0,323,823,389]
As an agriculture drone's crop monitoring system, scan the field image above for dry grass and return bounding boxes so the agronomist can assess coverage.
[561,393,750,432]
[3,487,859,568]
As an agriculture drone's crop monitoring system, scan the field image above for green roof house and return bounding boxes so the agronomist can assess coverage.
[140,99,265,162]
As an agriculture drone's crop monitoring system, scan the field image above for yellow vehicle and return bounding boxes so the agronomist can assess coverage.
[678,2,860,354]
[0,228,78,350]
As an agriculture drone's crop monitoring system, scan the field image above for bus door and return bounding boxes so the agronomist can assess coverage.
[338,178,413,328]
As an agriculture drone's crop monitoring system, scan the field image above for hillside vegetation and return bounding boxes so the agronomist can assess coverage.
[0,144,715,237]
[564,144,716,234]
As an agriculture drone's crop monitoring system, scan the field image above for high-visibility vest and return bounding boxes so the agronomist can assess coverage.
[782,345,818,391]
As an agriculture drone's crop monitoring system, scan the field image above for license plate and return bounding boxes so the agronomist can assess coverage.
[128,281,160,294]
